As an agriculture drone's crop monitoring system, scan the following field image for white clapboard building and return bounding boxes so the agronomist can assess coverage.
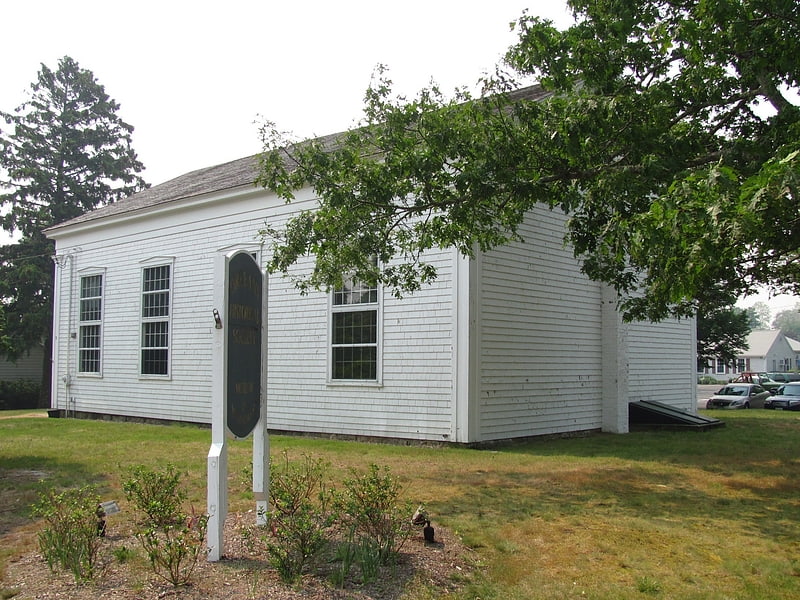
[45,101,696,444]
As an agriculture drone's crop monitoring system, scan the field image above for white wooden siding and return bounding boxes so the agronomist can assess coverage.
[266,221,457,441]
[476,206,605,441]
[51,182,695,442]
[627,319,696,411]
[51,187,458,441]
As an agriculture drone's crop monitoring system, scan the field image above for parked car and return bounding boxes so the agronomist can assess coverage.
[764,383,800,411]
[706,383,772,409]
[767,372,800,383]
[729,372,782,393]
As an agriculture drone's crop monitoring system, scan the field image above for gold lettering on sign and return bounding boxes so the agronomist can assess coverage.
[229,303,260,324]
[232,327,257,345]
[231,271,261,295]
[234,382,256,395]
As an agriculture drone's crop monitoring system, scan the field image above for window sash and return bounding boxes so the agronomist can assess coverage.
[332,310,377,345]
[331,274,379,381]
[332,346,378,380]
[79,324,101,374]
[78,274,103,374]
[141,265,171,376]
[333,277,378,306]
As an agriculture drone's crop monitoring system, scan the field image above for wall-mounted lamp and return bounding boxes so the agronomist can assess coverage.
[212,308,223,329]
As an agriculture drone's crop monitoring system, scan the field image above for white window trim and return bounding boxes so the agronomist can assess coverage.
[327,282,383,387]
[139,257,175,379]
[77,267,106,378]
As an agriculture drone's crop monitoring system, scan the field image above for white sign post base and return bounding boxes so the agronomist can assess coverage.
[206,442,228,561]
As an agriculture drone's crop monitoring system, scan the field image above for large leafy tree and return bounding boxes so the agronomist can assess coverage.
[696,306,750,368]
[259,0,799,320]
[0,56,147,405]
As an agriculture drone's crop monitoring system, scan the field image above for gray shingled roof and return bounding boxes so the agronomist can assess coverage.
[46,84,548,234]
[44,154,261,232]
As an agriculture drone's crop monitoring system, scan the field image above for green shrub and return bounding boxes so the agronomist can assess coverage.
[336,463,413,566]
[122,464,206,587]
[122,463,186,527]
[139,511,208,587]
[0,379,41,410]
[32,485,104,583]
[264,452,335,583]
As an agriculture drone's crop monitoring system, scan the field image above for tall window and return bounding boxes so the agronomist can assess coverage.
[78,274,103,374]
[331,276,379,381]
[141,264,171,376]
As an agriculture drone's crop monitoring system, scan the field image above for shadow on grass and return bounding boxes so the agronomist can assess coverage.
[0,455,106,536]
[428,413,800,550]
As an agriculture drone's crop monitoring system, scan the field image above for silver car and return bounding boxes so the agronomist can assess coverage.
[706,383,772,409]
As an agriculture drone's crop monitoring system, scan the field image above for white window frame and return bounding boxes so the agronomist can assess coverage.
[77,268,106,376]
[716,358,726,374]
[139,257,174,379]
[328,275,382,385]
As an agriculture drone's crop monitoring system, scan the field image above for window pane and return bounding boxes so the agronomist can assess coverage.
[332,346,377,380]
[143,265,170,292]
[80,298,102,321]
[78,324,101,373]
[80,275,102,299]
[79,349,100,373]
[142,321,169,348]
[80,324,101,349]
[141,349,168,375]
[142,291,169,317]
[333,278,378,305]
[332,311,377,345]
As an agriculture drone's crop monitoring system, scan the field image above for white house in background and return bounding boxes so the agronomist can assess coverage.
[700,329,796,380]
[787,337,800,370]
[44,112,696,445]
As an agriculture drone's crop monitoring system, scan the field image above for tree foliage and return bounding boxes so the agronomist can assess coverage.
[773,303,800,340]
[0,56,146,401]
[696,306,750,365]
[258,0,799,320]
[745,301,772,329]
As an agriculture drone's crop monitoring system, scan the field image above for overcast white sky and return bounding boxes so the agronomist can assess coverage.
[1,0,796,315]
[1,0,573,186]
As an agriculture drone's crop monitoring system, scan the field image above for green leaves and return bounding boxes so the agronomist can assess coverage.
[257,1,800,320]
[0,56,147,372]
[32,485,103,583]
[1,56,146,237]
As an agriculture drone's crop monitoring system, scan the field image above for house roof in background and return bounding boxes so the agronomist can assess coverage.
[45,85,549,235]
[743,329,787,357]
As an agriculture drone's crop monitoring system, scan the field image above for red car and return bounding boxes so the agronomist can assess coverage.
[729,372,781,393]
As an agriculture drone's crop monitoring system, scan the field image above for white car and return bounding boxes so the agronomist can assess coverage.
[705,383,772,409]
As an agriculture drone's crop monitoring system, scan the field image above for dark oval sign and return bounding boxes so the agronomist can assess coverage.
[226,252,262,438]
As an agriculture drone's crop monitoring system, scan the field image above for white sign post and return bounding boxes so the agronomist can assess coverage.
[207,250,268,561]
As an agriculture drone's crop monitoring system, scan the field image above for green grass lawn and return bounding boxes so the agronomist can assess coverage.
[2,409,800,599]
